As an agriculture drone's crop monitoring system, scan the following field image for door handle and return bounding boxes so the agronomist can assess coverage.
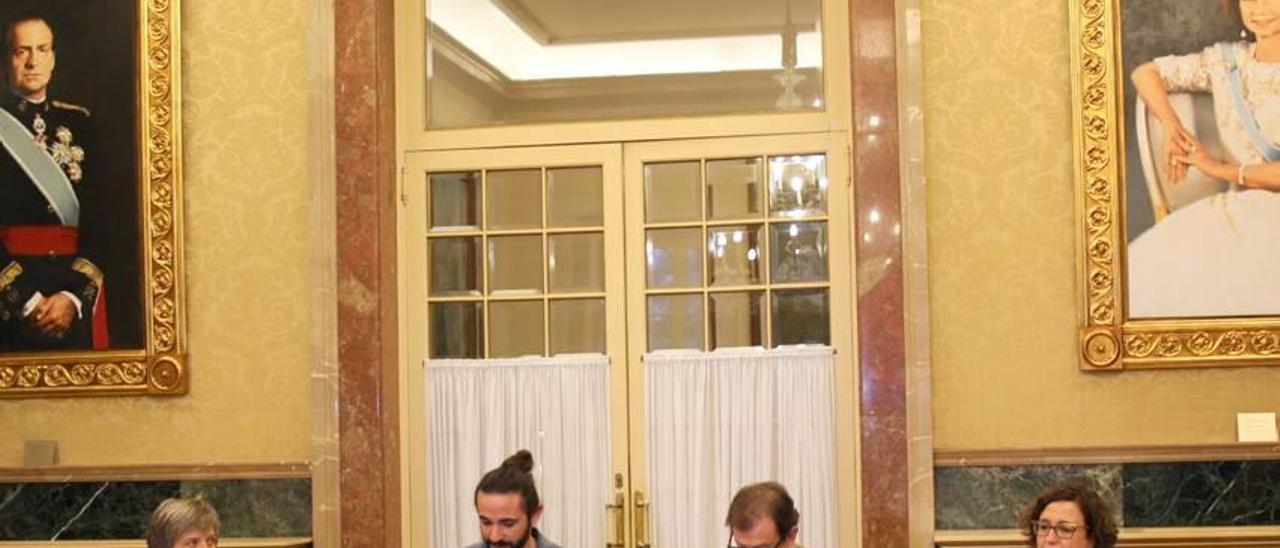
[606,489,625,548]
[606,472,625,548]
[634,489,651,548]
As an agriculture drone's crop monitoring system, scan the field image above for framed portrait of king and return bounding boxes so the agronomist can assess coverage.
[1072,0,1280,370]
[0,0,185,396]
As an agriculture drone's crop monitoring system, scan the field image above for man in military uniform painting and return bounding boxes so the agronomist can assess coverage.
[0,13,106,351]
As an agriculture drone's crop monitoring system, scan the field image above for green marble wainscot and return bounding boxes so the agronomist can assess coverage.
[0,478,310,540]
[1124,461,1280,526]
[933,464,1124,529]
[935,460,1280,530]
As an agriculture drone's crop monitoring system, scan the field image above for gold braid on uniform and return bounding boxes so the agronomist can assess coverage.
[0,262,23,322]
[51,100,91,117]
[0,262,23,292]
[71,258,103,304]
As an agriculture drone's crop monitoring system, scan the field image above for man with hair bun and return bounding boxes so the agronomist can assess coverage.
[466,449,562,548]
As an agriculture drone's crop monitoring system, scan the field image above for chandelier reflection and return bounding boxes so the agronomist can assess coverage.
[769,154,828,218]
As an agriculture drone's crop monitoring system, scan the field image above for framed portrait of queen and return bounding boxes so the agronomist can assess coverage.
[1073,0,1280,370]
[0,0,186,396]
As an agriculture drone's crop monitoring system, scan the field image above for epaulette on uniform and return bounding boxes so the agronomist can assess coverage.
[51,100,91,117]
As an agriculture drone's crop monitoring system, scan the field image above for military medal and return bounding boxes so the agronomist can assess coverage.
[42,124,84,183]
[32,113,46,150]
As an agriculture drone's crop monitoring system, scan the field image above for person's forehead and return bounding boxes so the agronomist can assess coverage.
[175,527,217,540]
[1040,500,1086,522]
[476,492,526,518]
[734,514,781,538]
[12,20,52,41]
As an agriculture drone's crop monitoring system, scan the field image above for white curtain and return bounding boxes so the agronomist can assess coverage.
[646,347,838,548]
[426,355,611,548]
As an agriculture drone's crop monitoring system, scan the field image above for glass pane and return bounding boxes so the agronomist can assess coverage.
[430,171,480,230]
[489,300,545,357]
[425,0,824,129]
[707,158,763,220]
[548,167,603,227]
[486,169,542,229]
[771,289,829,346]
[488,235,544,294]
[710,291,765,349]
[644,162,702,223]
[769,222,828,283]
[707,225,763,287]
[429,237,482,296]
[646,228,702,288]
[648,294,703,350]
[768,154,828,218]
[549,232,604,293]
[430,302,483,358]
[549,299,606,354]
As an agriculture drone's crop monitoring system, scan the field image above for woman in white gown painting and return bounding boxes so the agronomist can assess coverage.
[1129,0,1280,318]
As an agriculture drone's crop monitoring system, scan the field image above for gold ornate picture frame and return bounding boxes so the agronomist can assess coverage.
[0,0,184,396]
[1072,0,1280,370]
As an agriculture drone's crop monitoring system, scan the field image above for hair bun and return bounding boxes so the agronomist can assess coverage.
[501,450,534,474]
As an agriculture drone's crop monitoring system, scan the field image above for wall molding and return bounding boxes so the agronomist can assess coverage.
[936,527,1280,547]
[935,444,1280,467]
[0,463,310,483]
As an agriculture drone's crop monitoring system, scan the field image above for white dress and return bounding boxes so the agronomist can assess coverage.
[1128,41,1280,318]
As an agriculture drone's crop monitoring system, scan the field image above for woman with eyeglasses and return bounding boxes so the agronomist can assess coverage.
[1017,482,1118,548]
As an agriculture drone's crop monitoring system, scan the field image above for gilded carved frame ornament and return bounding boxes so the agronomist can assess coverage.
[0,0,186,396]
[1071,0,1280,370]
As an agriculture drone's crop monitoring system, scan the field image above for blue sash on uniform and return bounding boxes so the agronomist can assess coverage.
[0,106,79,226]
[1223,42,1280,162]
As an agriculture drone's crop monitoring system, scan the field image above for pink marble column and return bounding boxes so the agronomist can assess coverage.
[334,0,401,546]
[850,0,910,545]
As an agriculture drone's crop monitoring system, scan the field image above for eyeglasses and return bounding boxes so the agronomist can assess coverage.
[1032,520,1084,540]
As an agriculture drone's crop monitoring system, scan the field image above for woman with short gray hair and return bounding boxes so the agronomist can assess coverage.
[145,497,220,548]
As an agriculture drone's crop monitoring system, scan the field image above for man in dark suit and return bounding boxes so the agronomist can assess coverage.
[0,12,106,351]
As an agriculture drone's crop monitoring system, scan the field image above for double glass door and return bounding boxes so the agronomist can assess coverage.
[403,133,857,548]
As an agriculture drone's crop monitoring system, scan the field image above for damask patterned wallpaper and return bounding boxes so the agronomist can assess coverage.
[0,1,313,465]
[924,0,1280,450]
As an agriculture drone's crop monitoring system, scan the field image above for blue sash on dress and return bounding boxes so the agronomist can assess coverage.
[1223,42,1280,162]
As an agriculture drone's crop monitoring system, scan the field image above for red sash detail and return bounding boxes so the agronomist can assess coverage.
[0,225,79,255]
[0,225,108,348]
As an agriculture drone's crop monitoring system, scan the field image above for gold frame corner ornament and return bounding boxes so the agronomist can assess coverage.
[1081,328,1120,370]
[0,0,186,397]
[1071,0,1280,371]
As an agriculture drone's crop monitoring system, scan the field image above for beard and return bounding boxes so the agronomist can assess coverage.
[486,526,533,548]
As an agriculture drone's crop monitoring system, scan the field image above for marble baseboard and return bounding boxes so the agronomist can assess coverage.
[936,460,1280,529]
[0,479,310,540]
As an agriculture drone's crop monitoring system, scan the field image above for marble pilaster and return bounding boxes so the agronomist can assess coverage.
[333,0,400,546]
[851,0,916,545]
